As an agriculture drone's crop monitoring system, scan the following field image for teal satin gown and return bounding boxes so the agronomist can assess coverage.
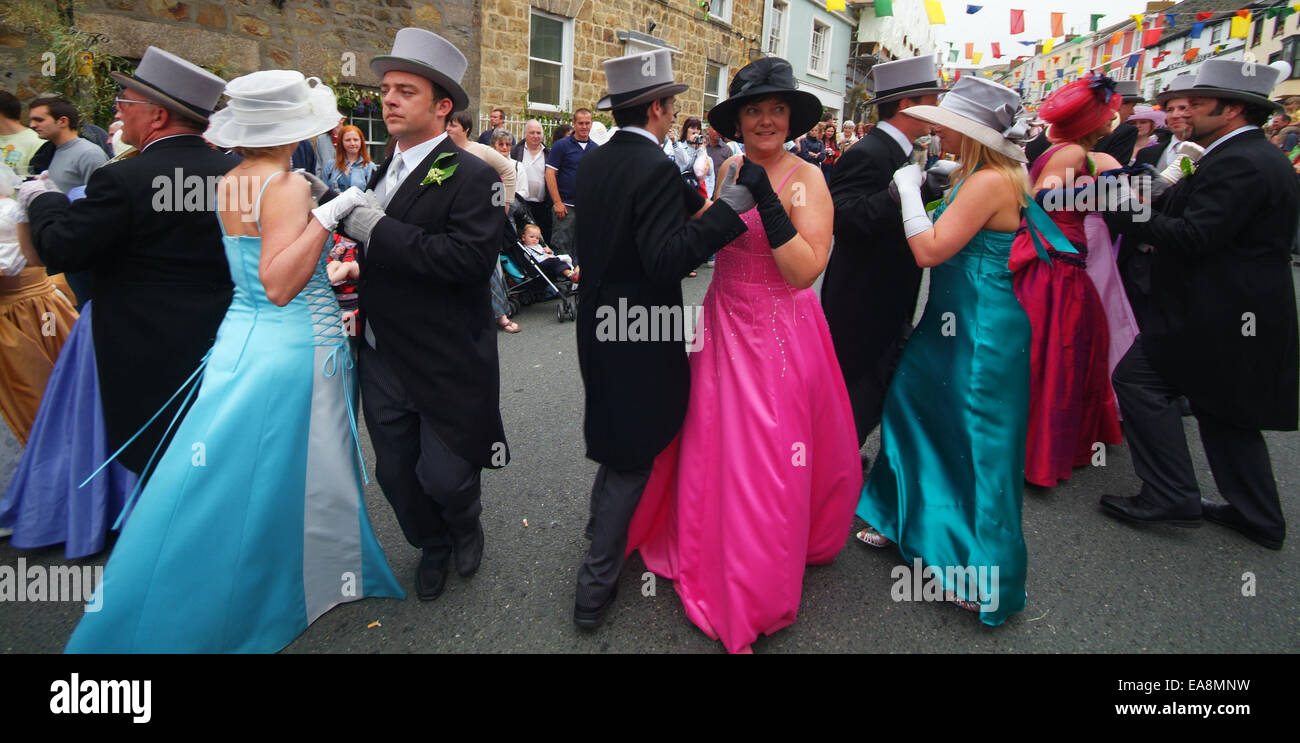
[857,181,1031,626]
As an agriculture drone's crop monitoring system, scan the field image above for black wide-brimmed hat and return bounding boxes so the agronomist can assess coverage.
[706,57,823,142]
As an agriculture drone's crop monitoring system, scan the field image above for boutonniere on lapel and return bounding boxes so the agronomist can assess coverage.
[420,152,458,186]
[1178,156,1196,178]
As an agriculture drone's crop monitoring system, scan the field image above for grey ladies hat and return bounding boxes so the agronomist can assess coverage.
[596,49,689,111]
[899,76,1031,162]
[370,28,471,112]
[110,46,227,124]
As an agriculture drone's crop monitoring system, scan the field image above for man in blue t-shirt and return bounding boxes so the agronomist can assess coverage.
[544,108,596,264]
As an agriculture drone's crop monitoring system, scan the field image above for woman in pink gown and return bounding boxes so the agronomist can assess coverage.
[626,58,862,654]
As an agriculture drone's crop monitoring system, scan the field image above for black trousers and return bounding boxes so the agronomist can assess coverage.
[359,342,482,556]
[1118,248,1153,331]
[1112,339,1284,536]
[575,462,652,611]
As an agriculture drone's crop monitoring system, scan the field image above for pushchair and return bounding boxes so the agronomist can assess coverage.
[500,199,577,322]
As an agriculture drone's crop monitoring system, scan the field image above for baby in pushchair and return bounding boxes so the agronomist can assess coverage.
[519,223,579,285]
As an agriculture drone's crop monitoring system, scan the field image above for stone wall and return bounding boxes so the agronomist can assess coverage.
[477,0,765,121]
[1,0,483,111]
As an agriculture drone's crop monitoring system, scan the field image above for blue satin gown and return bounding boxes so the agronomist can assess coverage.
[66,172,404,652]
[857,184,1030,626]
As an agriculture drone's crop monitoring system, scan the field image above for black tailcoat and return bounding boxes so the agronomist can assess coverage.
[360,136,509,468]
[823,125,922,444]
[574,130,746,469]
[1104,128,1299,431]
[28,135,237,472]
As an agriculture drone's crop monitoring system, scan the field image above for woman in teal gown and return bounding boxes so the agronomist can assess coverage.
[854,77,1065,626]
[66,71,403,652]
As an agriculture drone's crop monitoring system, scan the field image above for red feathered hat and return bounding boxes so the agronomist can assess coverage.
[1038,74,1122,143]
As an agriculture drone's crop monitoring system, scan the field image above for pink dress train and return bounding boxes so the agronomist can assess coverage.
[626,166,862,654]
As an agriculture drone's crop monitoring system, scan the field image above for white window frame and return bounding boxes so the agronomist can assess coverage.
[766,0,789,57]
[809,19,832,80]
[703,61,728,113]
[528,8,573,114]
[709,0,732,24]
[1211,22,1223,45]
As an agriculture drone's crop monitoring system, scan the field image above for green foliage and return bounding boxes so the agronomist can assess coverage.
[0,0,133,128]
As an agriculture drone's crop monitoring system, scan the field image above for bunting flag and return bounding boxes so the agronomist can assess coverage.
[1110,31,1124,46]
[1215,44,1224,52]
[1078,66,1086,75]
[1131,14,1143,32]
[1043,38,1055,54]
[949,48,960,62]
[991,42,1002,58]
[1090,13,1105,32]
[925,0,945,24]
[826,0,846,10]
[967,4,983,14]
[1230,15,1249,38]
[1143,27,1162,47]
[1019,40,1037,46]
[1235,9,1249,19]
[1103,54,1111,61]
[1037,70,1046,80]
[1052,56,1060,63]
[1267,7,1279,18]
[973,51,984,64]
[874,0,893,17]
[1185,47,1200,62]
[1190,21,1205,39]
[1164,13,1177,26]
[1126,52,1141,68]
[1071,35,1087,43]
[1196,12,1215,22]
[1056,69,1064,78]
[1051,12,1064,37]
[965,42,974,59]
[1010,8,1025,34]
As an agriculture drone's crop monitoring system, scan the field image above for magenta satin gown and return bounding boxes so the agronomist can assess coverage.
[627,169,862,654]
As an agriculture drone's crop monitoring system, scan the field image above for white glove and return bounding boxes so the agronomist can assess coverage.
[293,168,330,203]
[1095,172,1135,212]
[893,163,931,239]
[1157,142,1207,185]
[17,176,61,212]
[310,186,367,232]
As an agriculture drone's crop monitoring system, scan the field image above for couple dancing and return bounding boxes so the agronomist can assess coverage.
[66,30,507,652]
[573,53,862,653]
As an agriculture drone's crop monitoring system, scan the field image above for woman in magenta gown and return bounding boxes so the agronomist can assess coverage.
[1009,75,1127,488]
[626,58,862,654]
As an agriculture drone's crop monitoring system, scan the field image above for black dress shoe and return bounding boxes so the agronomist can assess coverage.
[1099,494,1201,527]
[574,584,618,631]
[416,550,449,601]
[1201,500,1284,550]
[453,522,484,577]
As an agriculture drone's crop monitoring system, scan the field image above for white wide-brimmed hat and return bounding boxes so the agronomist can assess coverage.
[205,70,340,149]
[370,28,470,112]
[901,77,1031,163]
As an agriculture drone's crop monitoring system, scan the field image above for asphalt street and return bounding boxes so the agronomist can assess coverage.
[2,264,1297,654]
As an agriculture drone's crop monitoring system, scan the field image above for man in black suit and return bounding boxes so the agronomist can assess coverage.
[571,49,750,628]
[20,47,234,476]
[1099,59,1299,550]
[336,28,508,600]
[824,56,945,460]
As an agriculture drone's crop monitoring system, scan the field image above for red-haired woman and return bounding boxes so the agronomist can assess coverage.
[322,124,376,192]
[1009,75,1130,489]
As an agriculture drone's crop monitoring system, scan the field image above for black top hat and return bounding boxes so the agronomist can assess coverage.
[705,57,823,143]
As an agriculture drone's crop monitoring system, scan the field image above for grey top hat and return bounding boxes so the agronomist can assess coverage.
[868,55,946,106]
[596,49,689,111]
[1184,59,1288,113]
[110,47,226,124]
[899,76,1031,163]
[1114,80,1144,103]
[1155,74,1195,106]
[371,28,470,112]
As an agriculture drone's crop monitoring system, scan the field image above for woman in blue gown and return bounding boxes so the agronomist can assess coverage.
[854,77,1060,626]
[67,71,402,653]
